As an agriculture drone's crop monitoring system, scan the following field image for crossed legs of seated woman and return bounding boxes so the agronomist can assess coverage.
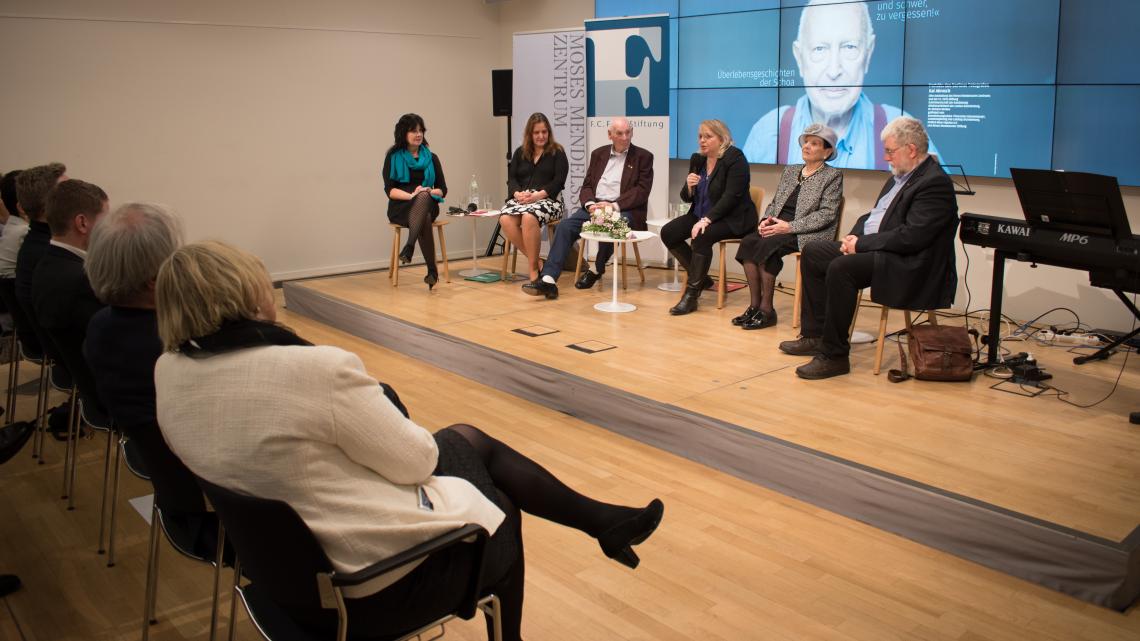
[497,212,543,281]
[340,423,664,641]
[401,191,440,289]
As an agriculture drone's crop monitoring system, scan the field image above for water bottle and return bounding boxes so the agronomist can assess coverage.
[468,174,480,210]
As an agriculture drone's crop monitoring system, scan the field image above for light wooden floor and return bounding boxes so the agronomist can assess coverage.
[297,260,1140,542]
[1,292,1138,640]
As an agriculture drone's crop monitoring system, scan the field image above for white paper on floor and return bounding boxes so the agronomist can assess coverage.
[129,494,154,524]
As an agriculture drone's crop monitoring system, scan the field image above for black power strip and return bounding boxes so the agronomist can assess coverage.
[1011,362,1052,383]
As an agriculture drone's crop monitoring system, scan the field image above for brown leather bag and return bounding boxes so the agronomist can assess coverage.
[888,325,976,382]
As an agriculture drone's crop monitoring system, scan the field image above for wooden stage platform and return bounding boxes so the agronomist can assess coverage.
[283,259,1140,609]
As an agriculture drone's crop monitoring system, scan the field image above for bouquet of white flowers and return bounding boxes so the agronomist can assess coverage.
[582,204,633,239]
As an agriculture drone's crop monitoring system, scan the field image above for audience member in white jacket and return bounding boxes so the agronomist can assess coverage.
[153,240,664,641]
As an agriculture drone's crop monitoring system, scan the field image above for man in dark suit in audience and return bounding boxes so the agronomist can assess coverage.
[522,117,653,299]
[780,116,959,379]
[14,163,67,316]
[14,163,72,434]
[32,179,108,403]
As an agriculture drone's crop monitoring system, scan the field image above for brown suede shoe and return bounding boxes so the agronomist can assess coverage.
[778,336,822,355]
[794,354,851,380]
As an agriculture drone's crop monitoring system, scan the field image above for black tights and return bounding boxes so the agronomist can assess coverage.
[742,260,779,312]
[449,424,636,538]
[404,192,437,275]
[448,424,641,641]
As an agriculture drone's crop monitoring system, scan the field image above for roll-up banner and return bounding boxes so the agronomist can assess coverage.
[586,14,671,264]
[512,28,588,255]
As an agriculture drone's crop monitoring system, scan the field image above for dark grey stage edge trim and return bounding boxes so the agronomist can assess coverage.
[283,282,1140,611]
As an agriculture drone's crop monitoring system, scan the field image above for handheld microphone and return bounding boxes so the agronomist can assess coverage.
[687,155,702,196]
[688,155,702,176]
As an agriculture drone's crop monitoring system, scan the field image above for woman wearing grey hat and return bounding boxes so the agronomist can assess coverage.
[733,123,843,329]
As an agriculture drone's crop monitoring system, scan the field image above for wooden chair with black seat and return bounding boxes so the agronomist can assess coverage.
[197,477,503,641]
[714,186,765,309]
[791,196,845,329]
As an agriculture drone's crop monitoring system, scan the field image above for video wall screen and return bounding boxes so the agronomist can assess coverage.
[596,0,1140,186]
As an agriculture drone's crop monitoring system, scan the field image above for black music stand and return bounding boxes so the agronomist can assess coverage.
[1009,169,1140,366]
[1010,169,1133,244]
[940,164,975,196]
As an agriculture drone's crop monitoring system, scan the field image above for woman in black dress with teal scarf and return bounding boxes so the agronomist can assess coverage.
[383,113,448,290]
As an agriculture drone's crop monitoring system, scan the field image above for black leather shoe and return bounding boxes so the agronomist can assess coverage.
[701,276,716,291]
[731,306,759,326]
[778,336,822,356]
[522,279,558,299]
[795,354,851,380]
[424,270,438,291]
[598,499,664,569]
[741,309,777,330]
[575,270,602,289]
[48,405,71,442]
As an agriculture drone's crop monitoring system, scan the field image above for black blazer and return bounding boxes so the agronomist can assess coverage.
[508,146,569,201]
[32,244,105,401]
[851,156,959,310]
[680,146,758,236]
[14,220,52,320]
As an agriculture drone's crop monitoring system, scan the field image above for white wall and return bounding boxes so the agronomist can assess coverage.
[0,0,509,279]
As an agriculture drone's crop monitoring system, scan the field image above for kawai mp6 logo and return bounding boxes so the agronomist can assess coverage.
[586,16,669,118]
[1059,232,1089,244]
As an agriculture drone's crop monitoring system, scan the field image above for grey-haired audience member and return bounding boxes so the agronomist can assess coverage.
[84,202,208,551]
[86,203,185,306]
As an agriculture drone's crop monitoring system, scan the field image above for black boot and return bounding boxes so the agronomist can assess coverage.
[667,244,692,273]
[669,253,710,316]
[424,264,438,291]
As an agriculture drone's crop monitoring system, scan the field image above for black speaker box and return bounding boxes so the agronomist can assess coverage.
[492,69,512,117]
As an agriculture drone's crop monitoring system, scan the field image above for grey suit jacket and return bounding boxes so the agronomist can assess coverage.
[762,163,843,250]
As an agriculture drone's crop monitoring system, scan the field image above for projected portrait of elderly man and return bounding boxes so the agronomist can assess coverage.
[742,0,938,169]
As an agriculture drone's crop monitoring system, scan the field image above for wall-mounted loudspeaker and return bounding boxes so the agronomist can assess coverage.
[492,69,512,117]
